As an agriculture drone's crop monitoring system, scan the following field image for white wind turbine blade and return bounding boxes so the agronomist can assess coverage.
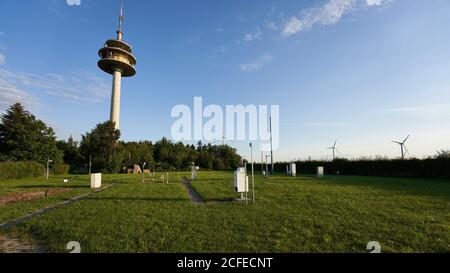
[403,145,410,157]
[403,135,410,144]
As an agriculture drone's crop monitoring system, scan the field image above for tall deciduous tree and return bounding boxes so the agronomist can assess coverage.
[122,141,154,168]
[79,121,121,173]
[0,103,63,165]
[57,136,82,166]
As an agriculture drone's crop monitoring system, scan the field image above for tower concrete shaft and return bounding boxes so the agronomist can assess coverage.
[111,70,122,129]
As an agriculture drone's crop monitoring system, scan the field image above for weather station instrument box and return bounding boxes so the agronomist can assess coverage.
[317,167,324,177]
[191,164,200,180]
[91,173,102,189]
[290,163,297,177]
[234,167,249,193]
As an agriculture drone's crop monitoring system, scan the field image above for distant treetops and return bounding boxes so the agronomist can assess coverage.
[0,103,243,174]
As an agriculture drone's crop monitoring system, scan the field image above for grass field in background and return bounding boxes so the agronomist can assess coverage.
[1,172,449,253]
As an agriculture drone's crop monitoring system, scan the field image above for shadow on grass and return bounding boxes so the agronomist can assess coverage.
[203,198,236,203]
[196,174,450,201]
[301,175,450,200]
[83,197,191,203]
[15,185,90,189]
[194,177,232,182]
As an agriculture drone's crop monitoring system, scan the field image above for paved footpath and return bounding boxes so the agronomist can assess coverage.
[182,178,247,205]
[182,178,205,204]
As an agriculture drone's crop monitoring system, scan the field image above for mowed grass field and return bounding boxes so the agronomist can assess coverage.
[1,172,449,253]
[0,176,96,224]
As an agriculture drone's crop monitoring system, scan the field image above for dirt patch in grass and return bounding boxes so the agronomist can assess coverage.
[0,188,73,206]
[0,235,44,253]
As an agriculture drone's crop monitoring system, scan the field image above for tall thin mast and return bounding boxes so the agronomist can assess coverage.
[117,1,124,41]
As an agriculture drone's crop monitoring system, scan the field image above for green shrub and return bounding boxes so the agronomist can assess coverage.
[52,162,70,175]
[0,161,45,180]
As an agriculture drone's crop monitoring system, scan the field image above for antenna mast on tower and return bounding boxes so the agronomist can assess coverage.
[117,1,124,40]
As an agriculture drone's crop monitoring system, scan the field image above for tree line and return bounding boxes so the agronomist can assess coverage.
[0,103,242,175]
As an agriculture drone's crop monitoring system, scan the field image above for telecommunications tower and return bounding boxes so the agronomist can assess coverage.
[98,1,137,130]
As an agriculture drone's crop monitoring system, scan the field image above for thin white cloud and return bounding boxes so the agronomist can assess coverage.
[0,78,40,110]
[240,54,273,72]
[283,17,303,37]
[243,29,262,43]
[366,0,392,6]
[0,54,5,65]
[66,0,81,6]
[282,0,357,37]
[0,68,109,104]
[281,0,394,37]
[266,22,278,31]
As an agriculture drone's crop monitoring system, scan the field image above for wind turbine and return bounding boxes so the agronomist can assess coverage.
[393,135,410,160]
[211,135,235,146]
[221,135,235,146]
[212,135,234,146]
[326,139,341,161]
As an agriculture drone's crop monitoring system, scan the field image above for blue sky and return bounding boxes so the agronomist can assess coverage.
[0,0,449,161]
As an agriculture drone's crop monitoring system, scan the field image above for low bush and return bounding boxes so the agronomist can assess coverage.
[0,161,45,180]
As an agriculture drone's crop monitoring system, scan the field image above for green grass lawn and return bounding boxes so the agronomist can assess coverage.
[1,172,449,253]
[0,175,96,224]
[0,172,189,224]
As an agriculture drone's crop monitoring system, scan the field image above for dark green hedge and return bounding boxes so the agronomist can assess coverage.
[254,158,450,179]
[0,161,46,180]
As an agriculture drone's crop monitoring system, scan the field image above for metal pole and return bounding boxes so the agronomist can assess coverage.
[46,158,49,180]
[142,162,146,182]
[244,163,248,205]
[89,155,92,175]
[261,151,264,175]
[250,143,255,203]
[270,116,274,175]
[265,155,269,176]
